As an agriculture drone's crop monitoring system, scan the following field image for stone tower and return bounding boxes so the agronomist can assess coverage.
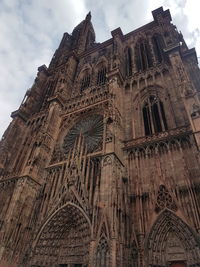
[0,7,200,267]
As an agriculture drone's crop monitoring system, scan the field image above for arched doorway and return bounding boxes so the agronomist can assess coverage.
[30,203,91,266]
[145,210,200,267]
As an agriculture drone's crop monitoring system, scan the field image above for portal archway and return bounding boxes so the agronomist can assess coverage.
[145,210,200,267]
[30,203,91,266]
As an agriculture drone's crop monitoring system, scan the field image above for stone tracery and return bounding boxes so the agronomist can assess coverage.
[95,237,110,267]
[0,6,200,267]
[30,203,91,266]
[155,185,177,213]
[63,114,104,156]
[145,210,200,267]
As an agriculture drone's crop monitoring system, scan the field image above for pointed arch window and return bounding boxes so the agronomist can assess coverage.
[142,96,168,135]
[135,40,153,72]
[97,67,107,86]
[96,238,109,267]
[152,34,165,63]
[125,47,132,76]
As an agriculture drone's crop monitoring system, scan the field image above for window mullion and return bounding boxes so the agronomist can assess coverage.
[144,42,149,69]
[97,71,100,85]
[104,68,106,84]
[146,106,152,134]
[148,99,155,134]
[157,100,165,131]
[139,44,143,71]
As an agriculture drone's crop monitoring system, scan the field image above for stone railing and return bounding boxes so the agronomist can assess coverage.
[0,175,40,191]
[0,171,20,181]
[124,125,191,150]
[63,84,110,113]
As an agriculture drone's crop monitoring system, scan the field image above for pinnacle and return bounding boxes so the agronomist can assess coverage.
[86,11,91,21]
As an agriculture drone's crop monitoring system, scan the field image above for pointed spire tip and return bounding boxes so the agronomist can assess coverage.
[86,11,91,21]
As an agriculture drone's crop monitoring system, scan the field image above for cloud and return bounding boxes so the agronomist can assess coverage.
[84,0,152,41]
[0,0,199,138]
[0,0,87,138]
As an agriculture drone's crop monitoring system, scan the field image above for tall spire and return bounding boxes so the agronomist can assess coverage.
[71,11,95,53]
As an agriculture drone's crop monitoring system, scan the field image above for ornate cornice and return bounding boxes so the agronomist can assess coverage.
[124,125,192,150]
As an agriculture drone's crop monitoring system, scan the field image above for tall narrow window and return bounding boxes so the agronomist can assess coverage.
[143,103,152,135]
[142,96,168,135]
[80,74,90,91]
[125,48,132,76]
[95,238,109,267]
[152,34,164,63]
[97,67,107,86]
[135,40,153,72]
[160,101,168,130]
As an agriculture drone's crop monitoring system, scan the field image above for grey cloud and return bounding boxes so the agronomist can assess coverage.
[0,0,87,138]
[85,0,151,40]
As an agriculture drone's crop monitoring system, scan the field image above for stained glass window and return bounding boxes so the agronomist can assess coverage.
[63,114,103,155]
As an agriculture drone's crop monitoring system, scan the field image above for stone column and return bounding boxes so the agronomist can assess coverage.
[88,239,96,267]
[169,51,200,149]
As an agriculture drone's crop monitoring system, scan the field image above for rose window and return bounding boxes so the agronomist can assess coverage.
[63,114,103,155]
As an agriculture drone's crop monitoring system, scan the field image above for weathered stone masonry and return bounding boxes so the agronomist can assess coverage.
[0,7,200,267]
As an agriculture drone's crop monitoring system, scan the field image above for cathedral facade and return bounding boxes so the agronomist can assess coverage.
[0,7,200,267]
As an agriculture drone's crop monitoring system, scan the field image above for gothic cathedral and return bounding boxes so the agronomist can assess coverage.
[0,7,200,267]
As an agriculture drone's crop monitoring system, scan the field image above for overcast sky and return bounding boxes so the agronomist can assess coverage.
[0,0,199,138]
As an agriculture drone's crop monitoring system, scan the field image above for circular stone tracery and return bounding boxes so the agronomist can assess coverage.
[63,114,103,155]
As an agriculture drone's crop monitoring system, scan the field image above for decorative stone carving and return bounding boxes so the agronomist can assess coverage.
[95,237,110,267]
[102,156,112,166]
[30,204,91,266]
[0,7,200,267]
[191,103,200,118]
[165,232,186,262]
[146,210,200,266]
[155,185,178,213]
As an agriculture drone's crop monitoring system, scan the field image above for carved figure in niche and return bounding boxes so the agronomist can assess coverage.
[67,162,77,186]
[103,156,112,166]
[105,116,113,143]
[105,129,113,143]
[130,241,138,267]
[165,232,186,263]
[191,103,200,118]
[109,76,118,84]
[57,73,66,93]
[176,64,185,82]
[0,148,10,169]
